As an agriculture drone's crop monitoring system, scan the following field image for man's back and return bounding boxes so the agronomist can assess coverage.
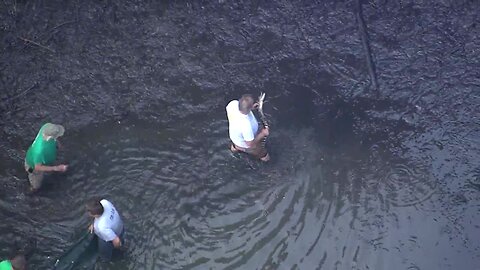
[0,260,12,270]
[226,100,258,148]
[25,124,57,167]
[94,199,123,242]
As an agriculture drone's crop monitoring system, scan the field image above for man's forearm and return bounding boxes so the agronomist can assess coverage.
[112,236,121,248]
[244,134,266,148]
[253,133,266,143]
[34,164,61,172]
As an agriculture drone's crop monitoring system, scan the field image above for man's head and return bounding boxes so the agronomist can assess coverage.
[86,197,104,217]
[10,253,27,270]
[239,94,254,114]
[42,123,65,141]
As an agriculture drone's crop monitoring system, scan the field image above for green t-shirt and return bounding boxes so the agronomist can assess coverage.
[25,124,58,168]
[0,260,12,270]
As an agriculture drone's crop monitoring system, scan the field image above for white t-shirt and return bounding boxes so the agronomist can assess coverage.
[94,199,124,242]
[226,100,259,148]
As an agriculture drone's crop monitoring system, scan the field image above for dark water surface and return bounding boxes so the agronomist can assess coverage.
[1,1,479,269]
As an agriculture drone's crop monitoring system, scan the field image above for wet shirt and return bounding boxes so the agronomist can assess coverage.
[94,199,124,242]
[25,124,57,168]
[0,260,11,270]
[226,100,259,148]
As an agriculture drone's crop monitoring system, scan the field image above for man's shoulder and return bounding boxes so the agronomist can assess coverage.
[227,99,238,106]
[100,199,113,208]
[226,100,239,111]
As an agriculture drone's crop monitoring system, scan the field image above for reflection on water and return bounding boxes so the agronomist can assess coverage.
[377,163,436,207]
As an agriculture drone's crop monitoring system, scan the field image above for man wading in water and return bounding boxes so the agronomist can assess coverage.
[226,94,270,161]
[86,198,125,262]
[24,123,68,192]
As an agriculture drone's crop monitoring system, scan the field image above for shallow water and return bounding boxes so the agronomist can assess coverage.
[1,1,480,269]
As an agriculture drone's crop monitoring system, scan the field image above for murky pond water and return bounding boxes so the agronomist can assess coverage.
[1,1,479,269]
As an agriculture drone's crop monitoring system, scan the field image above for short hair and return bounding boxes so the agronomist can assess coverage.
[86,197,104,216]
[239,94,254,113]
[10,254,27,270]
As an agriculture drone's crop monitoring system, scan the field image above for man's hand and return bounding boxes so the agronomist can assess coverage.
[112,236,122,248]
[253,102,259,109]
[88,224,94,234]
[250,127,270,146]
[55,164,68,172]
[260,127,269,137]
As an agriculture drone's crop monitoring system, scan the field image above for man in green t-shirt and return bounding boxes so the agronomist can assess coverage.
[0,254,26,270]
[25,123,68,192]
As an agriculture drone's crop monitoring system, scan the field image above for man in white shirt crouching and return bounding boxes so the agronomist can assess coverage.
[226,94,270,161]
[86,198,124,262]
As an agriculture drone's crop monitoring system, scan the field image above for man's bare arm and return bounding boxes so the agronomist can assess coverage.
[112,236,122,248]
[245,128,269,147]
[34,164,68,172]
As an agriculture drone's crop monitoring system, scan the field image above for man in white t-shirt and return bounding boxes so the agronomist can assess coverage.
[226,94,270,161]
[86,198,124,262]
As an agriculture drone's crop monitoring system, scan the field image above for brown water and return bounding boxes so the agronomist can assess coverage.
[0,1,479,269]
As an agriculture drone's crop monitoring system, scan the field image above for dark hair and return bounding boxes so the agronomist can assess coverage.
[86,197,104,216]
[239,94,254,113]
[10,254,27,270]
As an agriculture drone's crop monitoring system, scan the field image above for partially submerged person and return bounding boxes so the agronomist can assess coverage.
[86,198,124,262]
[0,254,27,270]
[226,94,270,161]
[24,123,68,192]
